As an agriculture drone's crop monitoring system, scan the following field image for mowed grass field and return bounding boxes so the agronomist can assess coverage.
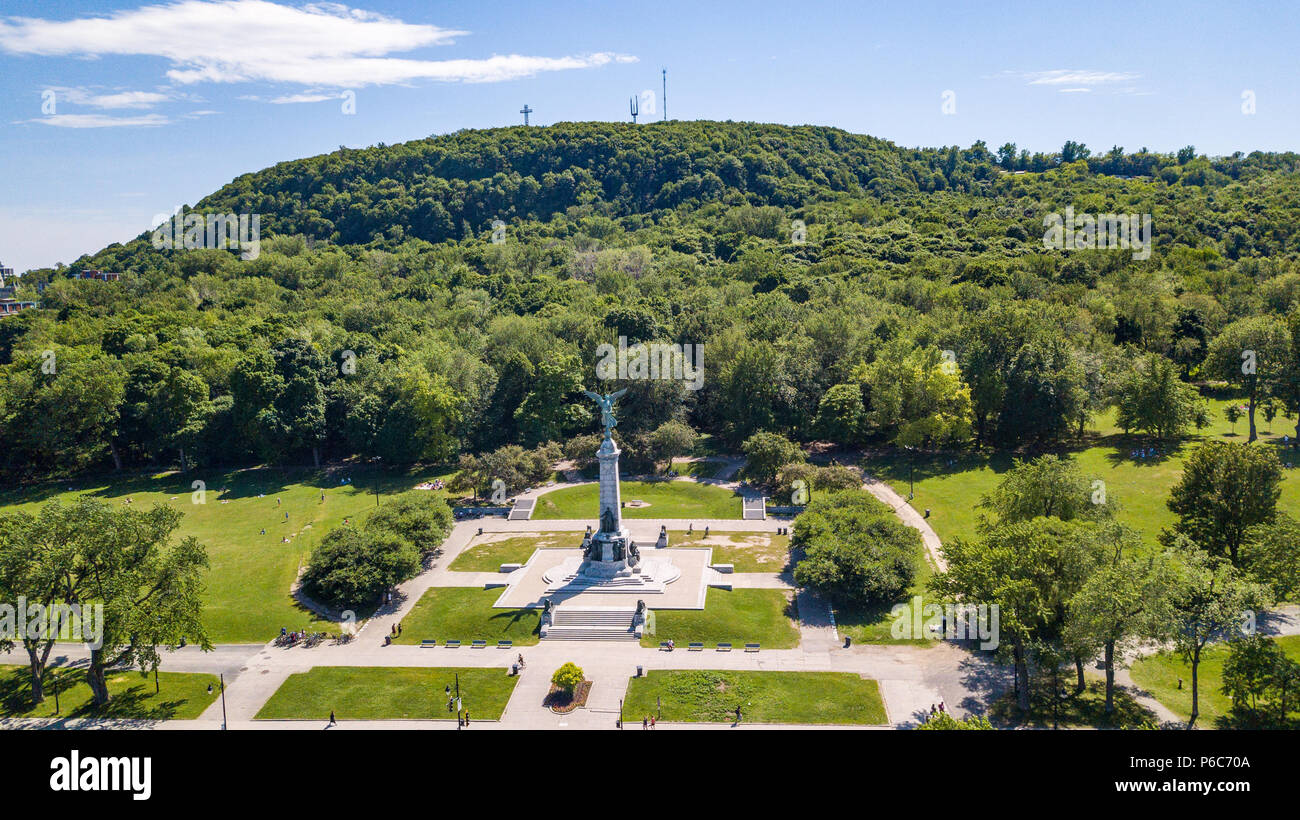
[643,588,799,649]
[867,399,1300,547]
[668,530,791,572]
[1129,635,1300,727]
[255,666,518,720]
[623,670,887,724]
[393,586,540,645]
[533,480,741,520]
[448,531,583,572]
[0,665,218,720]
[0,465,453,644]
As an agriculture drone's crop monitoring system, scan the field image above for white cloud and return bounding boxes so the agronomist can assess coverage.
[48,87,171,108]
[1021,70,1139,87]
[1057,88,1091,94]
[24,113,170,128]
[0,0,635,87]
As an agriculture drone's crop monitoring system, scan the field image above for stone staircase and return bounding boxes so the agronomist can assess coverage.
[541,606,638,641]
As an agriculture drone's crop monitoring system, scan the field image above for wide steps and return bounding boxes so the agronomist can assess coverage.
[542,626,638,641]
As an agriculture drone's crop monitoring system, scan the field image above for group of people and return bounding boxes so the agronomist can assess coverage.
[279,626,309,644]
[926,701,947,721]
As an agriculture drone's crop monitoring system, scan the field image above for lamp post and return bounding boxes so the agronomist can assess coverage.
[372,456,383,507]
[208,673,228,730]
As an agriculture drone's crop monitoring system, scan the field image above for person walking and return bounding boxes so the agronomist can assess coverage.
[650,716,656,730]
[327,710,336,727]
[735,705,742,723]
[643,716,649,730]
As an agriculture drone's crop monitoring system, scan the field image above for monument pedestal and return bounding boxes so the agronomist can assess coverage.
[541,433,680,594]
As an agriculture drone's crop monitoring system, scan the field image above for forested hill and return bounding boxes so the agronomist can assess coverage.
[195,122,913,244]
[3,121,1300,481]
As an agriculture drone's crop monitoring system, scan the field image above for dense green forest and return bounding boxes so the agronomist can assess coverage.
[3,120,1299,481]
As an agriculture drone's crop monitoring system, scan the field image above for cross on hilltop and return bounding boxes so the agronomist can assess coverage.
[519,104,533,126]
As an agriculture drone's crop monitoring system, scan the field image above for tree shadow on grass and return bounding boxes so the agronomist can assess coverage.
[987,678,1157,729]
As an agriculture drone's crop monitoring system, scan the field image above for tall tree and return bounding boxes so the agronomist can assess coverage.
[1202,315,1290,443]
[1170,544,1269,728]
[1164,441,1282,565]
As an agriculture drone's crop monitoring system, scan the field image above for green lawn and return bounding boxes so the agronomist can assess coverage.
[393,586,540,645]
[988,675,1158,729]
[448,531,582,572]
[668,530,790,572]
[642,588,799,648]
[0,466,454,643]
[255,666,518,720]
[533,480,741,520]
[0,665,218,720]
[623,670,886,724]
[1130,635,1300,727]
[866,399,1300,548]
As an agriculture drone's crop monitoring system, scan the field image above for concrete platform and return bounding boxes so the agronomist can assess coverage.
[492,547,713,610]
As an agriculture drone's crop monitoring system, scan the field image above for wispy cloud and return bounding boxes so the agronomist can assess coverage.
[0,0,636,87]
[48,87,172,109]
[28,113,170,128]
[1022,70,1139,87]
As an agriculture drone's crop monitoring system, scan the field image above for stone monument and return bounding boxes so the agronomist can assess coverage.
[542,389,679,593]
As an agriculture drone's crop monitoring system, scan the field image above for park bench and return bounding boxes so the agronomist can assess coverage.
[745,643,760,652]
[659,641,673,651]
[498,640,513,648]
[420,639,437,648]
[445,640,462,648]
[688,642,704,651]
[471,640,487,648]
[717,642,732,651]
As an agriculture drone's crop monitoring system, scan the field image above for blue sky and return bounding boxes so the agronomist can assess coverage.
[2,0,1298,273]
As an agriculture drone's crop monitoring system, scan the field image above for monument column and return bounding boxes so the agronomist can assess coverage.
[596,434,623,540]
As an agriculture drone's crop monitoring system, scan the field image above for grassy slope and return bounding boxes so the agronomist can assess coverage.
[255,666,518,720]
[0,465,453,643]
[868,399,1300,547]
[623,670,886,724]
[533,480,741,520]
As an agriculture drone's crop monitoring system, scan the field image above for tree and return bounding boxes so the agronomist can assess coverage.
[741,431,804,485]
[978,455,1112,529]
[1170,545,1269,728]
[1220,634,1286,721]
[814,383,866,444]
[300,525,420,611]
[363,491,454,553]
[1240,514,1300,601]
[916,712,995,730]
[513,353,586,446]
[69,501,211,705]
[644,420,697,472]
[1113,353,1202,439]
[1223,403,1243,434]
[1202,316,1290,442]
[858,343,972,448]
[792,491,922,605]
[551,661,584,693]
[932,517,1099,713]
[1066,526,1178,713]
[1164,441,1282,564]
